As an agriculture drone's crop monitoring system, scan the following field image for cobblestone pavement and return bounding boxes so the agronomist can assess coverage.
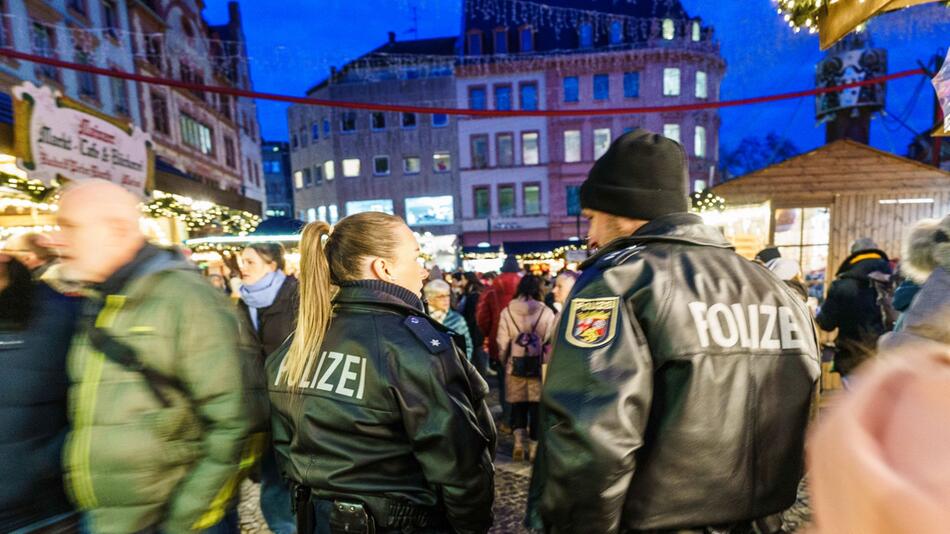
[239,372,812,533]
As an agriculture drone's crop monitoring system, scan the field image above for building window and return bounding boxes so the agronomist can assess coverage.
[324,160,335,180]
[405,196,454,226]
[180,114,214,156]
[265,160,281,173]
[594,128,611,159]
[342,158,360,177]
[340,112,357,132]
[402,112,416,129]
[432,113,448,127]
[468,86,487,110]
[498,185,515,217]
[624,71,640,98]
[519,82,538,111]
[694,126,707,158]
[75,48,98,99]
[299,127,308,147]
[563,76,579,103]
[307,208,316,222]
[471,134,489,169]
[313,165,323,185]
[524,184,541,216]
[150,91,169,134]
[329,205,339,224]
[474,187,490,218]
[496,133,514,167]
[403,156,421,174]
[663,123,681,143]
[519,26,533,52]
[564,130,581,162]
[433,152,451,173]
[695,71,708,99]
[773,207,831,293]
[371,112,386,130]
[312,123,319,141]
[32,23,58,81]
[663,68,681,96]
[566,185,581,216]
[494,84,512,111]
[522,131,539,165]
[294,171,304,189]
[303,167,312,187]
[692,21,701,42]
[224,137,236,168]
[579,22,593,48]
[218,94,232,120]
[145,35,162,69]
[610,20,623,44]
[467,31,482,55]
[68,0,86,15]
[318,205,327,221]
[102,0,120,38]
[374,155,390,176]
[662,18,675,40]
[493,28,507,54]
[593,74,609,100]
[694,179,707,193]
[346,199,394,216]
[323,118,330,135]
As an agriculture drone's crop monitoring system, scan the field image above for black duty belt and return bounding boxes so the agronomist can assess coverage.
[293,485,447,533]
[630,513,786,534]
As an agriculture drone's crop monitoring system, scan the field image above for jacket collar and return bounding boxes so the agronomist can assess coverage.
[95,243,193,297]
[836,249,890,277]
[580,212,732,270]
[334,279,425,315]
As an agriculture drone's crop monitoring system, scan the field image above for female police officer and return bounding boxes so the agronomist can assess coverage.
[267,212,496,534]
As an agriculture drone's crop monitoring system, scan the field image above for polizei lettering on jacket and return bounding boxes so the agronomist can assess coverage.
[687,302,807,350]
[273,351,367,399]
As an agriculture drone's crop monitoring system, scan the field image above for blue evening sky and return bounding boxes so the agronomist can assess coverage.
[202,0,949,158]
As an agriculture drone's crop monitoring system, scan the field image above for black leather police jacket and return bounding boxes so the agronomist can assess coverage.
[528,213,821,533]
[267,280,496,534]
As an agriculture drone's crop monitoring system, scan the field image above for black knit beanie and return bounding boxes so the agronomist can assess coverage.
[580,129,689,220]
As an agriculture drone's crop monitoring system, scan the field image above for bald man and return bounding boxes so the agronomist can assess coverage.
[57,180,267,534]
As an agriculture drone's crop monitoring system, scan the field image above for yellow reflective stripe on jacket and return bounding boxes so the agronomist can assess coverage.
[190,432,268,531]
[68,294,127,509]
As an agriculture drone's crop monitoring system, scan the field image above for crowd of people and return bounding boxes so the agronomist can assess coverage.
[0,128,948,534]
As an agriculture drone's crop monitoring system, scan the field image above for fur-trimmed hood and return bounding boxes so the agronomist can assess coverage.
[902,214,950,283]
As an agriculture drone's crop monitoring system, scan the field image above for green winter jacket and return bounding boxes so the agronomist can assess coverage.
[65,245,268,534]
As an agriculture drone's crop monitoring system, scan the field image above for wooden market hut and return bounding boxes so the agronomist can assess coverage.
[713,139,950,282]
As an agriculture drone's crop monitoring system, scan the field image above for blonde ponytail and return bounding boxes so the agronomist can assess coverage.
[284,221,333,389]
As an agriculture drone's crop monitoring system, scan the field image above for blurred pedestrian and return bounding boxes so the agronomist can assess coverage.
[817,238,893,379]
[754,246,781,265]
[424,279,473,362]
[765,257,809,302]
[268,213,495,534]
[496,275,555,462]
[879,214,950,350]
[0,253,82,534]
[528,130,820,533]
[56,180,267,534]
[3,232,57,279]
[549,270,577,314]
[236,243,299,534]
[476,255,522,431]
[808,340,950,534]
[457,272,488,377]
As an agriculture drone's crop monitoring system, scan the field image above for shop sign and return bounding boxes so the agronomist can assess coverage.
[13,81,152,194]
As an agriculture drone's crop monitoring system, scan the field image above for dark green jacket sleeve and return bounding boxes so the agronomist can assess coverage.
[163,276,267,533]
[393,347,495,534]
[536,304,654,534]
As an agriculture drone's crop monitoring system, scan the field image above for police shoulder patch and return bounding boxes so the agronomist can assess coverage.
[565,297,620,348]
[403,315,451,354]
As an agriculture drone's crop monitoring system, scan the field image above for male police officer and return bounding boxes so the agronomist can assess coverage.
[528,130,820,534]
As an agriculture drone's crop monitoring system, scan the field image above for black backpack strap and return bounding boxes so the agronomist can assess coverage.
[88,327,185,407]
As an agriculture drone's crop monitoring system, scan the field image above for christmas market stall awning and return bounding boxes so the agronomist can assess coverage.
[933,46,950,137]
[503,240,585,260]
[777,0,944,50]
[183,216,306,253]
[462,244,502,259]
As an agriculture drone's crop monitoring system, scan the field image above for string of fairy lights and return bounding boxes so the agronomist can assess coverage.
[775,0,950,35]
[0,172,261,238]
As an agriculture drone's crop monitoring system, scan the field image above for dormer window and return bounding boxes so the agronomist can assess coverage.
[662,19,675,40]
[692,21,701,41]
[467,31,483,55]
[579,22,593,48]
[493,28,507,54]
[609,20,623,45]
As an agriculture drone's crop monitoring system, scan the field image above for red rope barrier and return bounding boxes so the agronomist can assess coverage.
[0,47,926,117]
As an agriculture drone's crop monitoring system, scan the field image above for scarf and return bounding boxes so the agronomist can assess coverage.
[240,270,286,330]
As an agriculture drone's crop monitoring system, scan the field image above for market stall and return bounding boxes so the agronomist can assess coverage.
[461,240,586,274]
